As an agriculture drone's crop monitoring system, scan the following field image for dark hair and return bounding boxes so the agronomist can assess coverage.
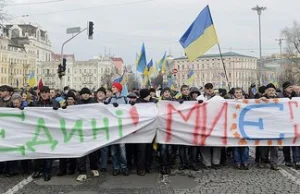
[204,83,213,89]
[180,85,189,92]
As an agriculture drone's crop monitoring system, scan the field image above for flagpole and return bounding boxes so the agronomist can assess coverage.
[217,43,231,89]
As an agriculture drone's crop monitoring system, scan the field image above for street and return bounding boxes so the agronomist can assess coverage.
[1,150,300,194]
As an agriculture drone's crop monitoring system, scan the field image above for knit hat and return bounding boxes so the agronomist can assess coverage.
[127,92,138,99]
[149,88,156,93]
[266,83,276,90]
[190,87,200,96]
[66,91,76,100]
[96,87,106,95]
[258,86,266,94]
[204,83,213,89]
[79,87,91,95]
[40,86,50,93]
[283,81,292,90]
[139,89,150,99]
[112,82,123,92]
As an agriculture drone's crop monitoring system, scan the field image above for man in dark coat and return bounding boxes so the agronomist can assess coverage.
[31,86,60,181]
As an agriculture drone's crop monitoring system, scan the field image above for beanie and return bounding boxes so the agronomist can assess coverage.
[96,87,107,95]
[112,82,123,92]
[266,83,276,90]
[258,86,266,94]
[282,81,292,90]
[66,91,76,100]
[79,87,91,95]
[139,89,150,99]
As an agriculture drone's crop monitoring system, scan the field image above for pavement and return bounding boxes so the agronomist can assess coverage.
[1,149,300,194]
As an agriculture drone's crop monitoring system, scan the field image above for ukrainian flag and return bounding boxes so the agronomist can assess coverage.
[136,43,147,73]
[157,52,167,73]
[179,5,218,62]
[113,72,124,83]
[143,60,153,86]
[187,70,195,85]
[147,59,154,76]
[28,71,36,87]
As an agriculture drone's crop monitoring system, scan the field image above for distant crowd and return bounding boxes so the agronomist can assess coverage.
[0,81,299,182]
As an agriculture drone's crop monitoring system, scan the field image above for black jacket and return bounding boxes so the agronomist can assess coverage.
[77,97,96,105]
[136,97,158,103]
[31,98,60,108]
[178,95,192,101]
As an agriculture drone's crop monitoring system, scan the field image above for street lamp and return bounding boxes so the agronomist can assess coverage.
[252,5,266,85]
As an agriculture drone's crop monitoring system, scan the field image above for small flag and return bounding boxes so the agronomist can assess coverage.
[136,43,147,73]
[114,72,125,83]
[38,78,43,90]
[121,84,129,97]
[28,71,36,87]
[179,5,219,61]
[157,52,167,73]
[187,70,195,85]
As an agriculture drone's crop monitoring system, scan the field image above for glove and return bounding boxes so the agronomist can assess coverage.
[19,107,24,110]
[198,100,204,104]
[130,101,135,106]
[112,103,119,107]
[62,106,67,109]
[178,99,184,104]
[53,107,59,110]
[104,101,109,105]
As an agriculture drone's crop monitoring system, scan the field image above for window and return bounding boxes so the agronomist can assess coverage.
[84,69,86,73]
[197,64,200,69]
[229,73,231,78]
[89,69,91,73]
[67,77,70,81]
[46,69,49,75]
[79,69,82,73]
[68,68,70,74]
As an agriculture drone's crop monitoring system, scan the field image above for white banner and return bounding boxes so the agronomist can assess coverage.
[0,103,158,162]
[1,97,300,161]
[158,97,300,147]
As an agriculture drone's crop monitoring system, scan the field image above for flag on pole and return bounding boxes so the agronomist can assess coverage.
[147,59,155,76]
[113,71,125,83]
[38,78,43,90]
[187,70,195,85]
[121,84,129,97]
[28,71,36,87]
[179,5,219,62]
[136,43,147,73]
[157,52,167,73]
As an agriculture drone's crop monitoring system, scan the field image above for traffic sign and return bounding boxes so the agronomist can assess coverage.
[66,27,81,34]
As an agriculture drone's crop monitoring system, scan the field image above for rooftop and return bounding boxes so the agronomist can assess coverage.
[174,52,257,60]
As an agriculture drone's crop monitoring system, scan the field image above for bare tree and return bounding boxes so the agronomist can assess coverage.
[281,21,300,84]
[0,0,11,25]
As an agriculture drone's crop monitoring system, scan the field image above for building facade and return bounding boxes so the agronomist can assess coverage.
[0,36,36,87]
[173,52,258,90]
[38,55,119,91]
[0,23,52,87]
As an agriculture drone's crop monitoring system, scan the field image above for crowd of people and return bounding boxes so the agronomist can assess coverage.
[0,80,299,182]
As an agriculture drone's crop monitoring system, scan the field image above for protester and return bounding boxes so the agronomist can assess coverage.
[20,91,31,108]
[106,88,113,98]
[233,88,249,170]
[279,81,300,168]
[105,83,129,176]
[259,83,279,170]
[197,83,222,169]
[177,85,192,171]
[149,88,157,99]
[159,87,175,174]
[95,87,107,103]
[134,89,157,176]
[76,87,99,181]
[57,91,77,177]
[31,86,60,181]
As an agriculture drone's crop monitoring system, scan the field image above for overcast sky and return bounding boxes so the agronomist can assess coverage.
[4,0,300,64]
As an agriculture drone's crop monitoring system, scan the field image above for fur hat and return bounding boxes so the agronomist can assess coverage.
[79,87,91,95]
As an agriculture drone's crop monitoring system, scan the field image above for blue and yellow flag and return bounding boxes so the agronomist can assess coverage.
[121,84,129,97]
[147,59,155,76]
[187,70,195,85]
[113,72,124,83]
[157,52,167,73]
[143,60,153,86]
[136,43,147,73]
[28,71,36,87]
[179,5,218,62]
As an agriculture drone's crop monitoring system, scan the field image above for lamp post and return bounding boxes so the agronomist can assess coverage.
[252,5,266,85]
